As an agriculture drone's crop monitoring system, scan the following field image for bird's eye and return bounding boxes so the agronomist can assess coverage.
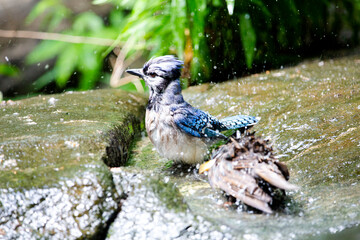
[149,73,157,78]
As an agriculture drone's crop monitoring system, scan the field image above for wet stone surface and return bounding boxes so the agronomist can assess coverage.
[108,55,359,239]
[1,55,359,240]
[108,169,195,239]
[183,55,360,239]
[107,167,233,240]
[0,89,146,239]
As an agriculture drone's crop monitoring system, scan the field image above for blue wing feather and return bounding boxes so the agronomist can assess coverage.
[173,108,225,138]
[175,121,203,137]
[173,106,258,138]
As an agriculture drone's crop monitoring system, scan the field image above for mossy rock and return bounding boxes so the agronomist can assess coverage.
[0,89,146,239]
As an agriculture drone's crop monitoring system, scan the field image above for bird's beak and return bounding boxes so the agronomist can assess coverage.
[126,68,144,79]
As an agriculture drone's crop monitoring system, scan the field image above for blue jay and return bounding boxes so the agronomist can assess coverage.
[126,55,259,164]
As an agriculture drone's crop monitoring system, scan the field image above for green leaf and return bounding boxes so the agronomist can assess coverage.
[93,0,135,7]
[78,46,103,90]
[73,12,104,33]
[79,45,100,69]
[171,0,187,59]
[92,0,111,4]
[47,7,71,31]
[54,45,79,88]
[212,0,223,7]
[26,0,58,24]
[251,0,271,17]
[26,0,71,30]
[79,68,99,90]
[109,9,125,28]
[31,70,56,90]
[239,13,256,69]
[187,0,209,81]
[0,64,19,77]
[26,41,66,64]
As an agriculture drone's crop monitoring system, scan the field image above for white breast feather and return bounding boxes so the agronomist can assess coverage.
[146,109,208,164]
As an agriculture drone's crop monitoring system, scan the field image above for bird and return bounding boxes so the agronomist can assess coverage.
[199,133,298,214]
[126,55,259,164]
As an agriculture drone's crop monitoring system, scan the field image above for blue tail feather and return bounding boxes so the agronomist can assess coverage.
[220,115,259,131]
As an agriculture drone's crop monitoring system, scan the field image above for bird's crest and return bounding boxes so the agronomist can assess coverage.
[143,55,183,80]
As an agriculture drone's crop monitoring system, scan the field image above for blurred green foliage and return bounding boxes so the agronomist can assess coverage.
[0,64,19,77]
[27,0,360,92]
[26,0,119,90]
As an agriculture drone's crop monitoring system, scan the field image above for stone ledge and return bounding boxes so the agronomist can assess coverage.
[0,89,146,239]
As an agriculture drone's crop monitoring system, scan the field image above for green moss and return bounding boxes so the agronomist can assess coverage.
[150,178,188,213]
[126,136,166,170]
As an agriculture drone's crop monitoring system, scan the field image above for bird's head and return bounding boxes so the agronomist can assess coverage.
[126,55,183,92]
